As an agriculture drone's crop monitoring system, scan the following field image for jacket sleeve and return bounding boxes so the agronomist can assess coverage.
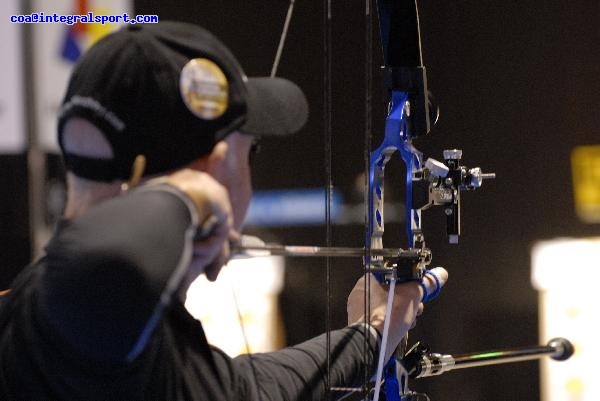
[38,187,198,363]
[229,324,380,401]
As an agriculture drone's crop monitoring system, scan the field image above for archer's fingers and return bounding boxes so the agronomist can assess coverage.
[419,267,448,303]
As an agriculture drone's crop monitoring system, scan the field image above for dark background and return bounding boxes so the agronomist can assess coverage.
[2,1,599,400]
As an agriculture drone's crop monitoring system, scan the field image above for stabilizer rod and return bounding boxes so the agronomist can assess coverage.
[405,338,574,379]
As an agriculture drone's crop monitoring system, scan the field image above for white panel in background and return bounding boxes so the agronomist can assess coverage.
[31,0,132,152]
[531,238,600,401]
[185,256,285,357]
[0,0,26,153]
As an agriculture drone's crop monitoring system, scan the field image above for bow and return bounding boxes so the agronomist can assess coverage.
[233,1,494,399]
[368,1,432,399]
[367,1,494,400]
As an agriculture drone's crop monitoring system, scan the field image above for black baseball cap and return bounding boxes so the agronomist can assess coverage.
[57,21,308,182]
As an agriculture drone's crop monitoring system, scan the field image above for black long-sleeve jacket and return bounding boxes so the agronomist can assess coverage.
[0,187,378,400]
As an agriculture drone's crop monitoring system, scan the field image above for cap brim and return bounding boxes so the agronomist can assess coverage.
[241,77,309,136]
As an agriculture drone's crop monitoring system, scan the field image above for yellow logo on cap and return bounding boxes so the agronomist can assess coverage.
[180,58,229,120]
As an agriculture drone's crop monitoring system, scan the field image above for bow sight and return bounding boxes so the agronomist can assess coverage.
[370,147,496,285]
[417,150,496,244]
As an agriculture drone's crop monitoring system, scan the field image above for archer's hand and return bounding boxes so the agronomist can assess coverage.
[347,267,448,361]
[147,169,238,284]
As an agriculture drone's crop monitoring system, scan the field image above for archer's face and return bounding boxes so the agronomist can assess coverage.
[188,131,254,284]
[219,131,254,231]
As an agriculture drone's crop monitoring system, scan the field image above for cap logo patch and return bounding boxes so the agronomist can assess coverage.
[180,58,229,120]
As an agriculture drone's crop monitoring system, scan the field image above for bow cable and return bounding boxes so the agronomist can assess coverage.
[271,0,296,77]
[364,0,375,396]
[323,0,333,397]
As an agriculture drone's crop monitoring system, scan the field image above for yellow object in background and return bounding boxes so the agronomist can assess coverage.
[571,145,600,223]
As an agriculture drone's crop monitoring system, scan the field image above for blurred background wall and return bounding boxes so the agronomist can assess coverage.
[1,1,598,400]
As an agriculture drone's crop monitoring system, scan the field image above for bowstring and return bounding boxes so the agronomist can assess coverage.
[231,2,297,400]
[233,1,377,398]
[364,0,374,397]
[324,0,333,398]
